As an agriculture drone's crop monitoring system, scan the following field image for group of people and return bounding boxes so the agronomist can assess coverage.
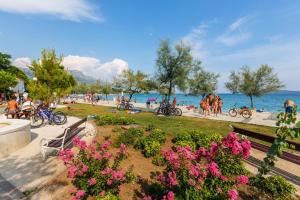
[200,94,223,116]
[5,93,35,119]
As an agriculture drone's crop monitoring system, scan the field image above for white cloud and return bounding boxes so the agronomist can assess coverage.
[0,0,102,22]
[205,39,300,92]
[13,55,129,81]
[12,57,31,68]
[217,16,252,46]
[62,55,129,81]
[182,24,209,60]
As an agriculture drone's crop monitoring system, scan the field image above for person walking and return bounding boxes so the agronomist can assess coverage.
[7,96,19,119]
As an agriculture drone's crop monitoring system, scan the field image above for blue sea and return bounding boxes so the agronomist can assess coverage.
[103,91,300,112]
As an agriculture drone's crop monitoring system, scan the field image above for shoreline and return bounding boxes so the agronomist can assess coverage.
[73,99,300,127]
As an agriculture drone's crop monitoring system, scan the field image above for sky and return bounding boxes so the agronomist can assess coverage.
[1,0,300,92]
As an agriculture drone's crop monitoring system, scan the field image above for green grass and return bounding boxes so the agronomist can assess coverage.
[58,103,283,139]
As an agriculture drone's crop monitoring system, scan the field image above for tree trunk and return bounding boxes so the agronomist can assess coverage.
[129,93,133,102]
[250,95,254,108]
[106,94,108,101]
[168,82,172,103]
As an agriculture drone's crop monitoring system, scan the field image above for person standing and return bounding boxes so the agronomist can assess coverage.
[284,99,295,114]
[7,96,19,119]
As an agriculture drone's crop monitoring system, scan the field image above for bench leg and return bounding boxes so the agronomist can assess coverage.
[41,148,47,160]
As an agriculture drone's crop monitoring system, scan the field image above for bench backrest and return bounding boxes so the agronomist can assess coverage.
[232,126,300,151]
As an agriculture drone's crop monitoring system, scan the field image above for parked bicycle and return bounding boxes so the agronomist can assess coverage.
[30,106,67,128]
[117,101,134,110]
[156,103,182,116]
[228,104,252,119]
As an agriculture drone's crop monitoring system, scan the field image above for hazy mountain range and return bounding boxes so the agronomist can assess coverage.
[18,67,97,84]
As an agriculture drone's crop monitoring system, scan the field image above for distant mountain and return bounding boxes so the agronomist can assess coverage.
[68,70,97,84]
[18,67,96,84]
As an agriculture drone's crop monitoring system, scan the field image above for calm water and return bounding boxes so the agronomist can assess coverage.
[103,91,300,112]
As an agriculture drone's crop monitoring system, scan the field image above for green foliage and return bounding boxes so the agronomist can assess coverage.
[173,130,222,149]
[134,129,166,157]
[189,62,219,98]
[250,175,296,199]
[258,106,300,176]
[96,193,120,200]
[27,49,76,101]
[95,115,135,126]
[215,151,248,176]
[173,140,196,150]
[115,128,144,147]
[225,65,284,107]
[152,154,166,166]
[144,140,161,157]
[0,52,11,70]
[155,39,195,101]
[112,126,123,132]
[0,70,18,91]
[145,123,156,131]
[114,69,151,101]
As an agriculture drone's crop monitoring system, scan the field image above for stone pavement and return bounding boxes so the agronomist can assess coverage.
[0,115,96,199]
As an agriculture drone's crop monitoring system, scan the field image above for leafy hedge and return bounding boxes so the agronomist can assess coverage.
[95,115,135,126]
[135,129,166,157]
[115,128,144,147]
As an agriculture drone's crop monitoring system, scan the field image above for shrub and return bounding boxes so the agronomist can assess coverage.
[144,140,162,157]
[95,115,135,126]
[172,132,193,143]
[250,175,296,199]
[58,138,133,200]
[112,126,122,132]
[152,154,166,166]
[146,132,251,200]
[190,131,222,149]
[115,128,144,147]
[134,129,166,157]
[173,140,196,150]
[148,129,166,144]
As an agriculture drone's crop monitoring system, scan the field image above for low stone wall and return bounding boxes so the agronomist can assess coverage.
[0,119,31,158]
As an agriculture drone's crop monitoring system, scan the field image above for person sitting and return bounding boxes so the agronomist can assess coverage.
[21,97,35,118]
[7,96,19,119]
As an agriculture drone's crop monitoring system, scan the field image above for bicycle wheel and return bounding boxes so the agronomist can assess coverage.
[242,110,252,119]
[127,104,134,110]
[53,111,67,125]
[175,108,182,116]
[30,115,44,128]
[229,109,238,117]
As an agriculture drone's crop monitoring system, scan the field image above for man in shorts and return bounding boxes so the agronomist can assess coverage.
[7,96,19,118]
[284,99,295,114]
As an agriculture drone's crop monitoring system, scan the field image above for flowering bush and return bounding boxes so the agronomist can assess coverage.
[146,132,251,200]
[58,137,134,200]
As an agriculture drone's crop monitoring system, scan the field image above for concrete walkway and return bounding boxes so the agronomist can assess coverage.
[0,115,96,199]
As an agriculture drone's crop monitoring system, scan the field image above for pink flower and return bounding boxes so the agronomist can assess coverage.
[58,149,74,164]
[70,196,76,200]
[231,141,243,155]
[72,136,87,150]
[101,168,113,175]
[188,178,196,186]
[88,178,97,186]
[68,166,78,179]
[76,190,85,199]
[199,147,207,156]
[143,195,152,200]
[227,189,238,200]
[221,175,228,181]
[99,191,106,197]
[189,165,199,178]
[167,171,178,186]
[209,142,218,156]
[236,175,249,185]
[106,179,113,185]
[241,140,251,158]
[118,143,127,155]
[217,187,222,193]
[101,140,112,150]
[208,162,221,177]
[82,164,88,172]
[93,152,102,160]
[112,170,124,180]
[163,191,175,200]
[103,152,112,159]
